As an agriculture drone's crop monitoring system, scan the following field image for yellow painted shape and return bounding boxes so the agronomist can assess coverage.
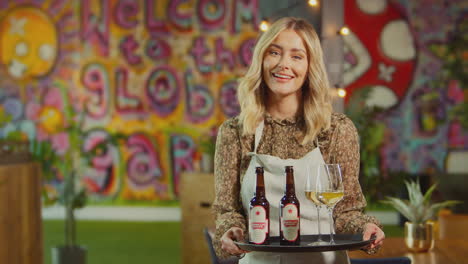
[38,106,64,134]
[0,6,58,80]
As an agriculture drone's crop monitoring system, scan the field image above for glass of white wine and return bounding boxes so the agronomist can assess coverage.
[315,164,344,244]
[305,164,326,245]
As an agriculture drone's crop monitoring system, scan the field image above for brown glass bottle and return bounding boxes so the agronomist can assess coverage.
[280,166,300,245]
[249,167,270,245]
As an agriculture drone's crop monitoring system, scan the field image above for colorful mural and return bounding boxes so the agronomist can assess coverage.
[344,0,468,179]
[0,0,259,204]
[1,0,465,205]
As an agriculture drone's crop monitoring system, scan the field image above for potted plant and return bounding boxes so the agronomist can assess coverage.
[30,82,89,264]
[382,180,460,252]
[50,125,87,264]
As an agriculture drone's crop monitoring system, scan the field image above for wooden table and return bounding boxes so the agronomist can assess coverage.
[348,237,468,264]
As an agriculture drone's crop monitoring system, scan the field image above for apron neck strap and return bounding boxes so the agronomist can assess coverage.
[254,121,264,152]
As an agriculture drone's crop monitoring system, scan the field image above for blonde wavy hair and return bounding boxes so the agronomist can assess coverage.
[237,17,332,145]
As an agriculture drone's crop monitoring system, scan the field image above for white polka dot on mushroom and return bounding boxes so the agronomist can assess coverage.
[380,20,416,61]
[357,0,387,15]
[365,85,397,109]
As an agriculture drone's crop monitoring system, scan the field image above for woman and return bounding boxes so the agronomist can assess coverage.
[212,17,385,264]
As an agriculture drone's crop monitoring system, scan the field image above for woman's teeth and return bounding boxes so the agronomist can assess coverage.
[273,73,293,79]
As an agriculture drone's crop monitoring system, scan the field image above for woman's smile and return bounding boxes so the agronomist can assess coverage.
[271,72,294,82]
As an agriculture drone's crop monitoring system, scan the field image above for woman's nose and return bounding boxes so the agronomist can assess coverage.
[277,56,290,69]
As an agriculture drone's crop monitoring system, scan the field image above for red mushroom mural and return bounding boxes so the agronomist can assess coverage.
[344,0,417,109]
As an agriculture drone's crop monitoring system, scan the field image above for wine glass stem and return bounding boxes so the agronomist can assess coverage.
[316,205,322,242]
[328,207,335,244]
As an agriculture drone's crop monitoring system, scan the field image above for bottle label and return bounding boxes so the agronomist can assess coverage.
[249,206,269,244]
[281,203,299,241]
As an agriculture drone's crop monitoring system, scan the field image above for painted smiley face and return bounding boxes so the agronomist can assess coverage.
[0,6,58,80]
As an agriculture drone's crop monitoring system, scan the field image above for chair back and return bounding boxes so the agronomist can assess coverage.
[203,227,238,264]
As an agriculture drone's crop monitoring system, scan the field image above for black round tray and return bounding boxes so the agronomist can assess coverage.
[234,234,374,253]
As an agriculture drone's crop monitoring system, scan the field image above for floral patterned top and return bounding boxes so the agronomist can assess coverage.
[212,112,382,259]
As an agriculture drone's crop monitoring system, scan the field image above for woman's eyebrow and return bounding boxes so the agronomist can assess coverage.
[291,48,307,54]
[269,43,306,54]
[269,43,283,50]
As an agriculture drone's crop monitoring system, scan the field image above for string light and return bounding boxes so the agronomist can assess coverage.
[308,0,318,6]
[259,19,269,32]
[338,26,350,36]
[337,88,346,98]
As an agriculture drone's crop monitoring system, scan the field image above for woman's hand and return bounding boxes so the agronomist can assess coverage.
[220,227,250,256]
[363,223,385,249]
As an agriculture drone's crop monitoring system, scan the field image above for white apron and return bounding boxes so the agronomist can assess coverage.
[239,121,349,264]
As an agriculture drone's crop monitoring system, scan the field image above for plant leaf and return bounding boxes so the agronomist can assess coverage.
[406,180,423,206]
[428,200,462,221]
[423,182,437,204]
[382,197,415,222]
[381,179,463,224]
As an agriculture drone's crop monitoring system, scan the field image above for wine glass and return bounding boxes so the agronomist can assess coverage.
[315,164,344,244]
[305,164,327,245]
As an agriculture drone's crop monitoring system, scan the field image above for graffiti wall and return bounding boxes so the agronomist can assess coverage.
[2,0,464,205]
[0,0,259,204]
[344,0,467,177]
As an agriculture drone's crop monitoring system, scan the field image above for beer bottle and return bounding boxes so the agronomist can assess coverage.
[249,167,270,245]
[280,166,300,245]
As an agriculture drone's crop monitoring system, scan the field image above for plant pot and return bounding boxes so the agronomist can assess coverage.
[201,153,214,173]
[52,245,87,264]
[404,221,435,252]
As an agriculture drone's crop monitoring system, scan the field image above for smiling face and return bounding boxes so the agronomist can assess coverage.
[262,29,309,101]
[0,6,58,80]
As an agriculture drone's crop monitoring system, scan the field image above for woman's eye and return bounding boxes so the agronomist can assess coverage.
[269,50,280,56]
[293,55,303,60]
